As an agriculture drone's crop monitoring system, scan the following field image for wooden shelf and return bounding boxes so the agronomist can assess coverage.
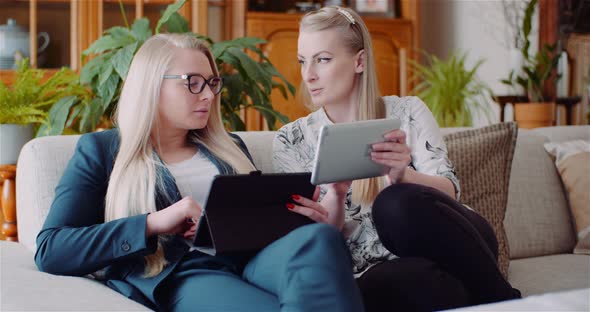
[0,0,204,85]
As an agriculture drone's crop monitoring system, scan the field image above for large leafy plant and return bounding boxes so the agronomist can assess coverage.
[0,59,89,133]
[410,51,493,127]
[44,0,292,135]
[500,0,560,102]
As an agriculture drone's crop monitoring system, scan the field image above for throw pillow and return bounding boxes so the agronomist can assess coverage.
[544,140,590,255]
[443,122,518,278]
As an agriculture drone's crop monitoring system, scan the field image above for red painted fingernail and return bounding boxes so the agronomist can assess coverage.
[292,194,301,200]
[286,203,295,209]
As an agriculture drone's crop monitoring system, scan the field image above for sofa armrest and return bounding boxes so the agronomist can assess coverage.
[16,135,81,252]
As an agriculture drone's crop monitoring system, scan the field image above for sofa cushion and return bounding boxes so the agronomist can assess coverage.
[508,254,590,296]
[443,122,518,278]
[504,130,578,259]
[544,140,590,254]
[0,241,150,311]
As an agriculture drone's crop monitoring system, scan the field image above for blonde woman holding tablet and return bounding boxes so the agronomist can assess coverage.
[273,6,521,311]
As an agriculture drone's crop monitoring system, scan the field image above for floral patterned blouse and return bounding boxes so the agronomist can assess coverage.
[272,96,460,277]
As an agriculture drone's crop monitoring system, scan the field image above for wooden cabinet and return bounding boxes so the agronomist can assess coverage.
[0,0,215,84]
[244,5,420,130]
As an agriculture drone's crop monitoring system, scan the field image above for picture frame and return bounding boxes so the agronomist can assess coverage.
[350,0,397,18]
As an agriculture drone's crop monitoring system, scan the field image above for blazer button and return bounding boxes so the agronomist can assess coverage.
[121,241,131,252]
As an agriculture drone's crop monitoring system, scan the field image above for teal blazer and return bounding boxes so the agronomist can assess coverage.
[35,129,254,310]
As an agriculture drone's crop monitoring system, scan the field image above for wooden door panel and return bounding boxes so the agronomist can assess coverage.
[264,30,309,125]
[372,33,400,96]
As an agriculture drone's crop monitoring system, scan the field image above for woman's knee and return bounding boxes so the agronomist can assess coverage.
[289,223,350,261]
[295,223,343,247]
[372,183,435,228]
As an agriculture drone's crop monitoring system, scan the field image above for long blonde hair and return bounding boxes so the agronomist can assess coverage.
[105,33,255,277]
[300,6,386,207]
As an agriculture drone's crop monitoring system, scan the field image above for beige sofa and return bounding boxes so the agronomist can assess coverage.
[1,126,589,311]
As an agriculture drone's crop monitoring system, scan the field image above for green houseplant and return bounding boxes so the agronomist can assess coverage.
[410,51,493,127]
[0,60,89,163]
[44,0,293,135]
[500,0,560,103]
[500,0,561,128]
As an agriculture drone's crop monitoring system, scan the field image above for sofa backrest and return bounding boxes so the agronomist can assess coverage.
[16,126,589,259]
[233,131,276,172]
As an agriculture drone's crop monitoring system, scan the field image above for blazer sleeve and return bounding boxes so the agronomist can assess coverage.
[35,133,156,276]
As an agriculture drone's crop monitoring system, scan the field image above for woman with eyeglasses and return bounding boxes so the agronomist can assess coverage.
[35,33,364,312]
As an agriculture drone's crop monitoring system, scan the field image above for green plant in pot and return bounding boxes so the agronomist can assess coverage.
[45,0,293,135]
[0,59,89,164]
[410,51,493,127]
[500,0,561,129]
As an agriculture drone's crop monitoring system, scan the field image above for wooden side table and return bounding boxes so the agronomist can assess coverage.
[0,164,18,242]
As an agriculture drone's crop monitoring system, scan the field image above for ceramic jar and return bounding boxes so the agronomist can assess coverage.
[0,18,50,69]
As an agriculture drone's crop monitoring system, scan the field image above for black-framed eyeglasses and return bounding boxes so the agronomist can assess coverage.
[163,74,224,95]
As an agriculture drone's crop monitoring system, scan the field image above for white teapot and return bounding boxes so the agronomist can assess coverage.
[0,18,50,69]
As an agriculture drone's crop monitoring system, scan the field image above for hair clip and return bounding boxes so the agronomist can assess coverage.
[337,8,356,25]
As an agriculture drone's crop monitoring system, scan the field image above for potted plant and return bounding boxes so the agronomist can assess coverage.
[410,51,493,127]
[45,0,293,134]
[500,0,561,129]
[0,59,88,164]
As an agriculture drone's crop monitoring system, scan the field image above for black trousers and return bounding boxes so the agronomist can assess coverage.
[356,183,520,312]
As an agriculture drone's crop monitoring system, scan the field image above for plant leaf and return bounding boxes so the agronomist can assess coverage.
[212,37,267,58]
[131,18,152,42]
[97,74,120,112]
[225,111,246,131]
[44,96,78,136]
[80,52,114,85]
[98,63,114,86]
[106,26,133,41]
[225,47,272,94]
[65,105,82,128]
[112,42,138,79]
[156,0,188,34]
[79,98,104,133]
[84,34,134,56]
[163,12,190,33]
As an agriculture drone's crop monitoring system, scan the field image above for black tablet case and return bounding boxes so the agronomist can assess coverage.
[193,171,315,254]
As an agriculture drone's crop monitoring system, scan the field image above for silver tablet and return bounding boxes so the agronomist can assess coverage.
[310,118,401,185]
